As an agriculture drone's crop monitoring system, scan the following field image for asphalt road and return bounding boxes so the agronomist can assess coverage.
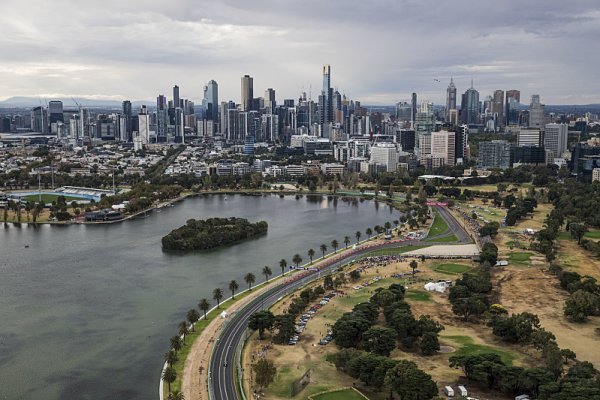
[207,205,470,400]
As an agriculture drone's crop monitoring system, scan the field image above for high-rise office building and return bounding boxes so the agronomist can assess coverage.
[48,101,64,125]
[455,124,469,163]
[122,100,132,142]
[446,78,457,121]
[431,130,456,166]
[529,94,545,128]
[173,85,180,108]
[31,106,48,133]
[517,129,542,147]
[202,80,219,122]
[415,101,435,161]
[156,95,168,142]
[138,106,150,145]
[411,93,418,126]
[478,140,511,169]
[544,123,568,159]
[505,90,521,126]
[241,75,253,112]
[370,143,398,172]
[460,82,480,125]
[320,65,333,126]
[492,90,504,123]
[506,90,520,103]
[264,88,276,114]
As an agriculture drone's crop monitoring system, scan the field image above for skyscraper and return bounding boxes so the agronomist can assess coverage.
[122,100,132,142]
[173,85,180,108]
[411,93,418,126]
[505,90,521,125]
[446,78,457,121]
[264,88,276,114]
[202,80,219,121]
[529,95,545,128]
[241,75,253,112]
[48,101,64,124]
[320,65,333,126]
[544,123,568,159]
[492,90,504,123]
[138,106,150,145]
[156,95,168,142]
[506,90,521,103]
[431,130,456,166]
[460,81,480,125]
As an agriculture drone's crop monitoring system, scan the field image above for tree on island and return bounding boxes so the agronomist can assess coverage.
[355,230,362,243]
[292,254,303,268]
[320,243,328,259]
[198,298,210,319]
[186,309,200,331]
[344,236,351,248]
[308,248,315,263]
[229,280,239,299]
[244,273,256,290]
[262,266,272,283]
[331,239,339,252]
[279,259,287,276]
[213,288,223,308]
[162,366,177,394]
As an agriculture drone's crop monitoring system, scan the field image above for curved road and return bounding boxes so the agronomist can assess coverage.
[207,205,470,400]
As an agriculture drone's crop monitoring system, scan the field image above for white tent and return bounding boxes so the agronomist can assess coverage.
[424,282,448,293]
[220,310,228,319]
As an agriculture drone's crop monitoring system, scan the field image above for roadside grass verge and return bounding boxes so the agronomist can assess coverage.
[443,335,517,365]
[360,245,429,257]
[427,212,449,238]
[425,234,458,243]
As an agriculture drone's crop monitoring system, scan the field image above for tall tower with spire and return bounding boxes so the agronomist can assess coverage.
[446,77,457,121]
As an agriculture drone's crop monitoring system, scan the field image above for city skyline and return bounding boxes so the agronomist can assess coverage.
[1,0,600,105]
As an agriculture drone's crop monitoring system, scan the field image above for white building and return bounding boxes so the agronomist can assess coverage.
[370,143,398,172]
[544,123,568,159]
[517,129,541,147]
[593,168,600,183]
[431,130,456,166]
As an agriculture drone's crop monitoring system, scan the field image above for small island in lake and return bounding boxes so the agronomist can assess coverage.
[161,217,268,251]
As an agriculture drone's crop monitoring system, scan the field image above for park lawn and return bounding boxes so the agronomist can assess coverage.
[311,388,368,400]
[558,231,571,240]
[427,212,449,238]
[584,230,600,240]
[405,290,432,302]
[433,263,473,275]
[443,335,517,366]
[508,252,534,264]
[425,234,458,243]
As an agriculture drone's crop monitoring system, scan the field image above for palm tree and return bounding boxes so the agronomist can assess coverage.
[343,236,350,248]
[229,280,239,299]
[178,321,189,344]
[198,298,210,319]
[320,243,328,258]
[186,309,200,331]
[168,391,185,400]
[410,260,418,278]
[244,273,256,290]
[366,228,373,238]
[374,225,382,234]
[355,230,361,243]
[393,220,399,227]
[162,365,177,394]
[279,259,287,276]
[170,335,182,353]
[262,266,272,282]
[384,221,392,230]
[213,288,223,308]
[292,254,302,268]
[164,350,178,367]
[331,240,339,252]
[307,248,315,263]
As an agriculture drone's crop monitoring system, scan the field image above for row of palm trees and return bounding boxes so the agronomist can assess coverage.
[161,218,405,398]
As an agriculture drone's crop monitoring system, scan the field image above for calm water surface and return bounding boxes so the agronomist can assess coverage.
[0,194,395,400]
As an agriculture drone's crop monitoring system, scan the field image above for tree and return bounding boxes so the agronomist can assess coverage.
[366,227,373,238]
[170,335,182,353]
[570,222,588,245]
[350,270,361,282]
[320,243,328,258]
[564,289,598,322]
[409,260,418,278]
[480,242,499,266]
[248,310,275,339]
[384,360,438,400]
[361,327,397,356]
[213,288,223,308]
[324,275,334,290]
[186,309,200,331]
[333,313,372,348]
[331,239,339,252]
[164,350,178,367]
[198,298,210,319]
[292,254,302,268]
[229,280,239,299]
[307,248,315,263]
[420,331,440,356]
[178,321,189,344]
[162,365,177,394]
[344,236,351,248]
[254,358,277,388]
[384,221,392,230]
[279,259,287,275]
[168,390,185,400]
[262,265,272,282]
[355,230,362,243]
[244,273,256,290]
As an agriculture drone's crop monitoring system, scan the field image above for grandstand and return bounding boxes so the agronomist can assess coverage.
[55,186,114,201]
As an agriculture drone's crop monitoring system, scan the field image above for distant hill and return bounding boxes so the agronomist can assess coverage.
[0,96,154,109]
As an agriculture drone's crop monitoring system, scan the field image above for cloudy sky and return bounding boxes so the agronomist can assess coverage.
[1,0,599,105]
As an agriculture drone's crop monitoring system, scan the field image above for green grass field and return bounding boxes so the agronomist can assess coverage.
[20,193,85,204]
[425,234,459,243]
[405,290,432,302]
[361,245,429,257]
[427,212,449,238]
[584,230,600,239]
[508,252,534,264]
[311,388,367,400]
[433,263,472,275]
[443,335,517,365]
